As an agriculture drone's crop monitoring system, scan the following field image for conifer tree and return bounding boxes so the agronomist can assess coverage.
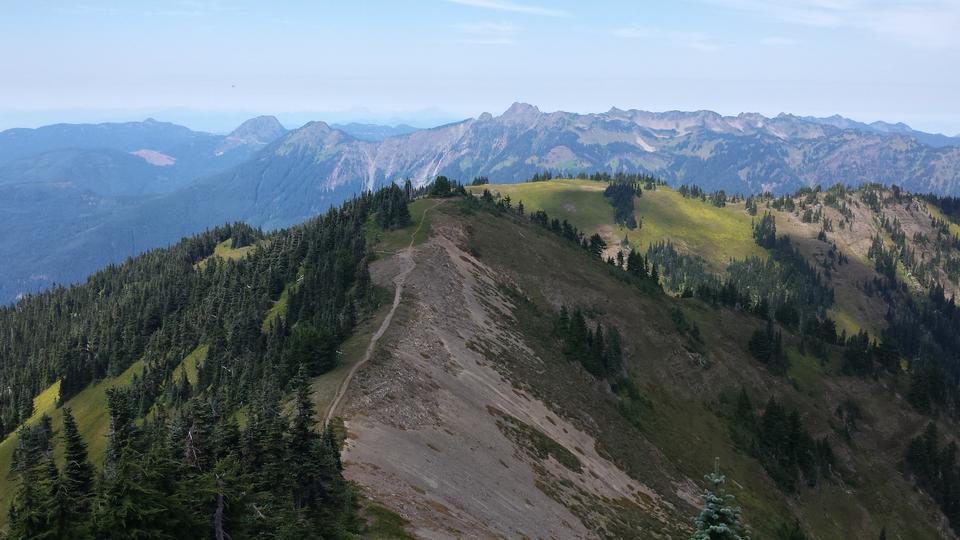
[289,366,323,511]
[691,459,750,539]
[604,327,624,377]
[587,323,606,377]
[588,233,607,258]
[62,407,94,501]
[8,454,59,539]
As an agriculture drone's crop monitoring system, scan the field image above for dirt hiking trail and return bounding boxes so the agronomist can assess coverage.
[323,200,442,425]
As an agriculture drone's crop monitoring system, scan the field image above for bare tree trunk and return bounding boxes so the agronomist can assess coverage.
[215,475,227,540]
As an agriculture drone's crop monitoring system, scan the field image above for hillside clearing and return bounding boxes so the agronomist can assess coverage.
[470,179,764,270]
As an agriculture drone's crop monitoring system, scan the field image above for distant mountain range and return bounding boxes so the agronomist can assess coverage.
[330,122,420,141]
[240,102,960,197]
[2,104,960,302]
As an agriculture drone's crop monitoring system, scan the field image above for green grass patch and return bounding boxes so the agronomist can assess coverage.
[172,344,208,386]
[25,379,62,424]
[634,189,765,269]
[365,198,439,254]
[262,284,291,332]
[468,179,613,239]
[786,350,827,398]
[828,307,862,338]
[927,205,960,238]
[196,238,259,270]
[469,180,763,271]
[487,405,582,473]
[361,502,416,539]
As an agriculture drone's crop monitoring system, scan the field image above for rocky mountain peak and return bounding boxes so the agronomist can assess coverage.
[227,116,286,144]
[215,116,288,155]
[500,102,541,123]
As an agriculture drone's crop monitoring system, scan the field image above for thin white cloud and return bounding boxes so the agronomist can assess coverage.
[614,26,720,52]
[454,21,518,45]
[445,0,570,18]
[696,0,960,49]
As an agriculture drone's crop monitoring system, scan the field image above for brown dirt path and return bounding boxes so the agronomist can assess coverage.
[323,200,443,425]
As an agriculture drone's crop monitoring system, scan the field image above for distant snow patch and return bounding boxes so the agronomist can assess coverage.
[635,136,656,152]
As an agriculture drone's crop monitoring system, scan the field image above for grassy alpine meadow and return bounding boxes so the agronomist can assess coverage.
[467,179,612,238]
[469,179,764,270]
[633,188,765,269]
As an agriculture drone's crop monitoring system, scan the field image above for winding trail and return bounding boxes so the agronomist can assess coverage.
[323,200,442,425]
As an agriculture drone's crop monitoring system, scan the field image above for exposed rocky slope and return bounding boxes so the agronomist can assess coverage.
[331,200,952,538]
[222,103,960,200]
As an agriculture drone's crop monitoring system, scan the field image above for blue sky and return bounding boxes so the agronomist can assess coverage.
[1,0,958,134]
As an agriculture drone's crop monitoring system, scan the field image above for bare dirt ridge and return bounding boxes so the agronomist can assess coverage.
[337,209,670,539]
[323,200,443,426]
[331,200,952,539]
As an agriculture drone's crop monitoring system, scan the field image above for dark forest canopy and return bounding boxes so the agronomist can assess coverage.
[0,185,417,538]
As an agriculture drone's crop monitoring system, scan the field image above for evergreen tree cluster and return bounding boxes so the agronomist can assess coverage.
[603,181,641,229]
[726,242,834,328]
[747,320,786,374]
[427,175,455,197]
[878,283,960,415]
[552,305,646,426]
[646,234,834,374]
[372,184,411,230]
[906,422,960,535]
[527,170,663,188]
[526,208,600,258]
[752,212,777,249]
[867,234,898,282]
[677,184,739,208]
[648,227,833,332]
[727,390,835,494]
[8,370,357,539]
[926,193,960,225]
[554,306,624,381]
[1,186,414,537]
[0,187,412,440]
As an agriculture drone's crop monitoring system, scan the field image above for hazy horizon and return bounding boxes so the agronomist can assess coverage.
[2,103,957,137]
[2,0,958,135]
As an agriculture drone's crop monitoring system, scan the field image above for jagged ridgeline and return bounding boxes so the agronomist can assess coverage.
[0,184,410,537]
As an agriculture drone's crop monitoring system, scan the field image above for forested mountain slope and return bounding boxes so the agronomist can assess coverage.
[5,177,960,537]
[6,105,960,306]
[0,116,288,303]
[0,185,413,538]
